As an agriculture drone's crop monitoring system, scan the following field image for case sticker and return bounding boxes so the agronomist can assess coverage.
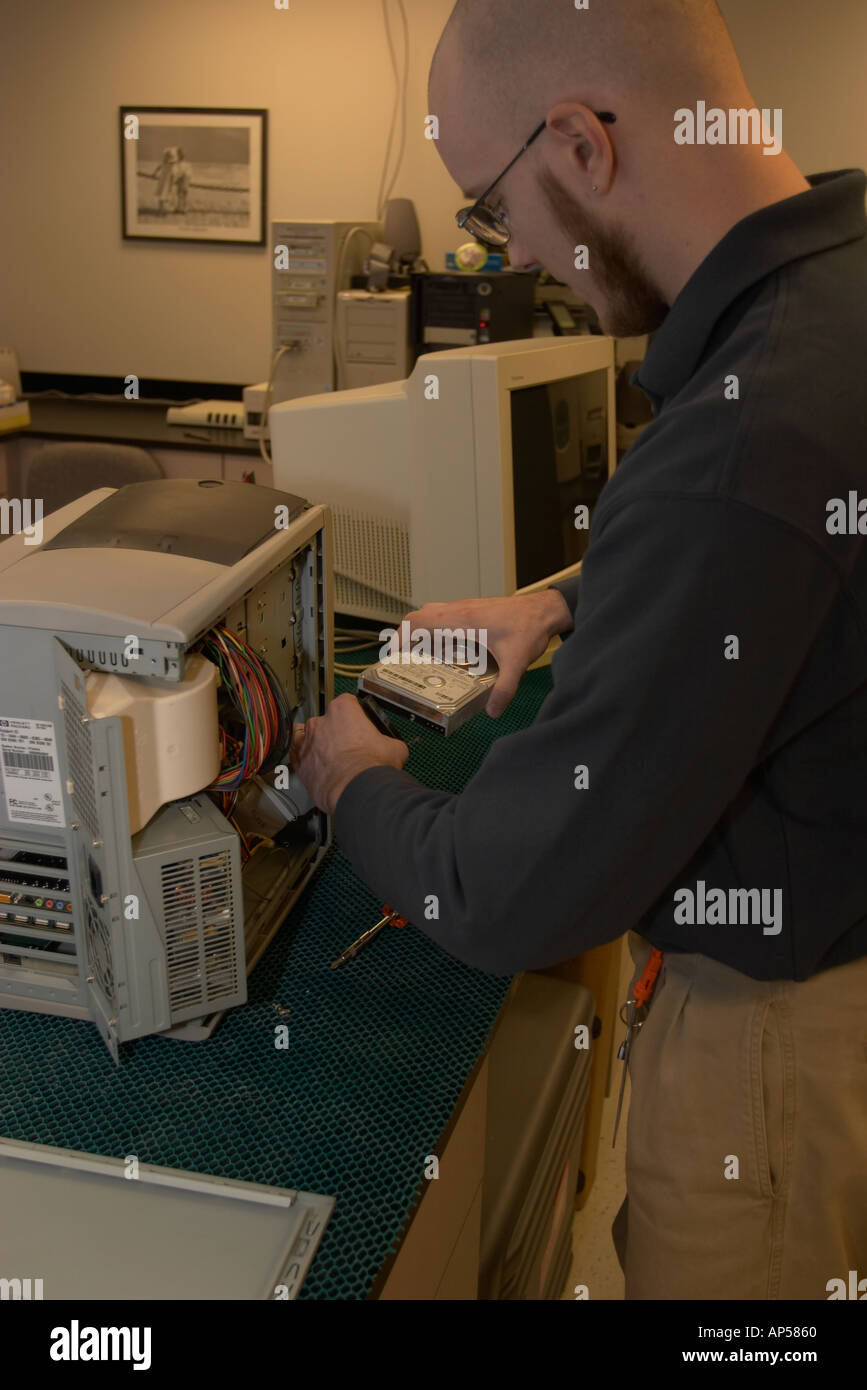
[0,717,66,828]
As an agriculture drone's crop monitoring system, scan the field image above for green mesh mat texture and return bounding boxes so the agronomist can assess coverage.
[0,649,554,1300]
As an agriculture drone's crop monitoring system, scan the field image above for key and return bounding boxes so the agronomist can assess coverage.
[330,904,407,968]
[612,998,647,1147]
[611,946,663,1147]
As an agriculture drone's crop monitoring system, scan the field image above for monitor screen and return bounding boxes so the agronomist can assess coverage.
[510,369,609,589]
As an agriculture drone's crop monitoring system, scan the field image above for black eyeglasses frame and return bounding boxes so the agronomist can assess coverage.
[456,110,617,248]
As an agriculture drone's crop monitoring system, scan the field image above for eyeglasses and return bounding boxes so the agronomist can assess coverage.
[456,111,616,249]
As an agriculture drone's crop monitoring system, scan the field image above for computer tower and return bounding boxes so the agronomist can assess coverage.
[271,218,381,402]
[0,478,332,1060]
[410,270,536,356]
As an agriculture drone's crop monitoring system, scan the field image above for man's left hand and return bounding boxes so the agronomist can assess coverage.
[290,693,410,815]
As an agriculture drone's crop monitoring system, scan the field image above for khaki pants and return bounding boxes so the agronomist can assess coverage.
[616,932,867,1300]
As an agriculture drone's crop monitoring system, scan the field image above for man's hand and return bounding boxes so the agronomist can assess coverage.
[402,589,574,717]
[290,693,410,815]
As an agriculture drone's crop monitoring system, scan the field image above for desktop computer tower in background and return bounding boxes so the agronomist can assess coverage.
[271,219,381,403]
[410,270,537,356]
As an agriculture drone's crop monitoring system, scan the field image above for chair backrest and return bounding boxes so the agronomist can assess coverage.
[22,442,165,515]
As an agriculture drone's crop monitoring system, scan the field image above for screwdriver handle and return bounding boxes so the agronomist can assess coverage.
[381,904,408,928]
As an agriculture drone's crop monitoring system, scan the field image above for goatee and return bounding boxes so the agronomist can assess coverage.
[537,165,669,337]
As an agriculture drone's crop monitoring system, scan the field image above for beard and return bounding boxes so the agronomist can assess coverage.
[536,164,669,337]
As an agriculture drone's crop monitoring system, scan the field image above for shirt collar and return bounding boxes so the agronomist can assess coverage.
[635,169,867,407]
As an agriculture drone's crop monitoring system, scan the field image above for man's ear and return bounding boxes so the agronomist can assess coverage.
[545,102,615,193]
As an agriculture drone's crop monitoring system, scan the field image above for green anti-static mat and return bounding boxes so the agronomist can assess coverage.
[0,653,554,1300]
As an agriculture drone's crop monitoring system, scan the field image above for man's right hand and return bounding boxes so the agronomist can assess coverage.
[399,589,574,718]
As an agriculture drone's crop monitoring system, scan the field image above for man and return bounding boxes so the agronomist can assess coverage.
[291,0,867,1299]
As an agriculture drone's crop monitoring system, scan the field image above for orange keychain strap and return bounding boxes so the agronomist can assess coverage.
[382,904,408,928]
[633,945,664,1009]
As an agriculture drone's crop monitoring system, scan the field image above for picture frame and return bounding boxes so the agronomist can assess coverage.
[120,106,267,245]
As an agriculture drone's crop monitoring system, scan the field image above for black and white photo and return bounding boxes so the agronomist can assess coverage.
[120,106,266,244]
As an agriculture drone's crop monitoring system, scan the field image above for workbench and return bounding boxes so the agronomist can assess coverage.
[0,658,619,1299]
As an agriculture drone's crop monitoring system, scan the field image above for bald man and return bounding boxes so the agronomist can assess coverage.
[292,0,867,1300]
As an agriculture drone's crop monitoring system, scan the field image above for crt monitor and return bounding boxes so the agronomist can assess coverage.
[269,336,617,623]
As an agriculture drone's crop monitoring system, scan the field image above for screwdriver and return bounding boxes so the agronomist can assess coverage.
[331,903,408,968]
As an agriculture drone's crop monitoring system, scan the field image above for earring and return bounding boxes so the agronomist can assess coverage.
[592,184,599,192]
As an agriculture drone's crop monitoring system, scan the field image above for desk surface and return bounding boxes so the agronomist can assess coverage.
[9,397,258,455]
[0,657,554,1300]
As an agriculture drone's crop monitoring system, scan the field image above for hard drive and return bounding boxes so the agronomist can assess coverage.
[357,657,498,735]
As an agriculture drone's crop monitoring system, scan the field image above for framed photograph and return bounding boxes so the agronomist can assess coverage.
[120,106,267,245]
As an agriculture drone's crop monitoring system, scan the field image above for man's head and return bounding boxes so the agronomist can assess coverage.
[429,0,806,336]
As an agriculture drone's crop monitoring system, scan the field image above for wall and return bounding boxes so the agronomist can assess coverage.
[719,0,867,176]
[0,0,458,386]
[0,0,864,388]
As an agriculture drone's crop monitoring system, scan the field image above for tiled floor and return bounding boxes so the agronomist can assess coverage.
[561,935,634,1300]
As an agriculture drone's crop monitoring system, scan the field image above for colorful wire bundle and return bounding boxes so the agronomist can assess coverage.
[197,624,292,812]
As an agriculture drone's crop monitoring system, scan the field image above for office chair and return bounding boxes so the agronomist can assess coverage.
[22,442,164,515]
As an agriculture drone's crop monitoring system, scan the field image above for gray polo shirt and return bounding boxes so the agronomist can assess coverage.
[335,169,867,981]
